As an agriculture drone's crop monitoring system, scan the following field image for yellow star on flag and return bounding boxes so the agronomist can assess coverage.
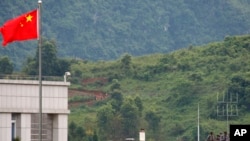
[26,14,33,22]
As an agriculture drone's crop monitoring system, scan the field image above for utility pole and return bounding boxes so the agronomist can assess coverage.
[217,91,238,133]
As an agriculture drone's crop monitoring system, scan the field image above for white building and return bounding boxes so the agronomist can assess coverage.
[0,78,70,141]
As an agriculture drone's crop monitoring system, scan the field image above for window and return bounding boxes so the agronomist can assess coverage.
[11,120,16,141]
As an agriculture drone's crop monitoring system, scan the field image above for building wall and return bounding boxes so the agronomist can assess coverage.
[53,115,68,141]
[18,114,31,141]
[0,79,70,141]
[0,80,69,113]
[0,113,11,141]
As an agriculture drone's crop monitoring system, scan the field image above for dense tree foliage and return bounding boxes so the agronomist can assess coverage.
[228,76,250,111]
[68,122,86,141]
[145,110,161,140]
[0,56,13,74]
[96,96,142,141]
[68,121,98,141]
[22,39,70,76]
[68,35,250,141]
[94,79,143,141]
[1,0,250,70]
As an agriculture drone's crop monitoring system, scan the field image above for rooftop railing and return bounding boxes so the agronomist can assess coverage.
[0,74,64,81]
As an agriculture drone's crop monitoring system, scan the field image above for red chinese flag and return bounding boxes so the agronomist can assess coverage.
[0,9,38,46]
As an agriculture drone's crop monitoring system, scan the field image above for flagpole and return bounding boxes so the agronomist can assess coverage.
[197,103,200,141]
[38,1,42,141]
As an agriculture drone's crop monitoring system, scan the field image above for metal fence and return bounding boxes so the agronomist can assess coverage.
[0,74,64,81]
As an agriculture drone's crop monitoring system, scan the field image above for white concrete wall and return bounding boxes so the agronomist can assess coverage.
[0,80,70,114]
[20,114,31,141]
[53,114,68,141]
[0,113,11,141]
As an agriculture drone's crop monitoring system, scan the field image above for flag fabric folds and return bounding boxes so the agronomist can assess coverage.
[0,9,38,46]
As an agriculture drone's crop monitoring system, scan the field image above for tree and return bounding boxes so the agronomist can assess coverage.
[68,122,77,141]
[92,130,98,141]
[22,39,70,76]
[120,99,140,138]
[120,54,133,76]
[228,76,250,110]
[145,110,161,131]
[134,96,143,116]
[110,79,121,91]
[68,121,86,141]
[109,79,124,113]
[39,40,58,75]
[110,90,123,113]
[0,56,13,74]
[145,110,161,140]
[97,104,115,141]
[55,59,71,76]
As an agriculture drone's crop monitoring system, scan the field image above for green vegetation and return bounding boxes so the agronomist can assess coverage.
[1,0,250,70]
[66,35,250,141]
[0,56,13,74]
[1,1,250,140]
[22,39,70,76]
[1,34,250,141]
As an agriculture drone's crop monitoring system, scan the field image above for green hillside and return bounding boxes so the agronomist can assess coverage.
[67,35,250,141]
[1,0,250,70]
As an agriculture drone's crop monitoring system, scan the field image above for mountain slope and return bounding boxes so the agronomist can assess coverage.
[68,35,250,140]
[0,0,250,70]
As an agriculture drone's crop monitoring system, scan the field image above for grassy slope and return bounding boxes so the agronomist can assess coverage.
[69,35,250,140]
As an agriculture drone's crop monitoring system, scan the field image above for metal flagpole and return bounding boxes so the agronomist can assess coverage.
[38,0,42,141]
[198,103,200,141]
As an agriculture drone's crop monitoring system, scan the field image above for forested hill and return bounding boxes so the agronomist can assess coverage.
[67,34,250,141]
[0,0,250,69]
